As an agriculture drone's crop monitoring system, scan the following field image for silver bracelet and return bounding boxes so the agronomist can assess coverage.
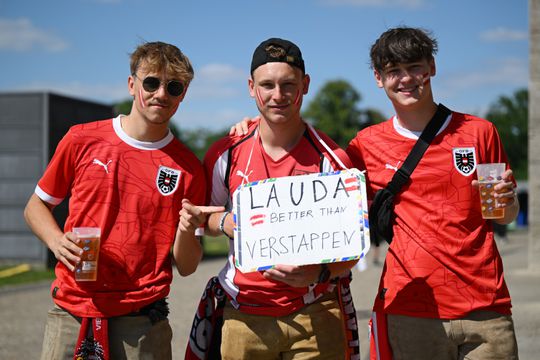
[219,211,231,238]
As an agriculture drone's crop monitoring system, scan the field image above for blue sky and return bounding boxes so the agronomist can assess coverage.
[0,0,528,132]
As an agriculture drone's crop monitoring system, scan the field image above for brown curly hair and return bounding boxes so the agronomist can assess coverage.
[370,27,438,72]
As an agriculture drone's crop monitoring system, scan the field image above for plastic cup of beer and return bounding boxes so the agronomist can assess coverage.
[73,227,101,281]
[476,163,505,219]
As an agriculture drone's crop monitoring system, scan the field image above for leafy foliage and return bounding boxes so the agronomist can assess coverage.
[302,79,385,148]
[485,88,528,179]
[177,128,227,160]
[112,99,133,117]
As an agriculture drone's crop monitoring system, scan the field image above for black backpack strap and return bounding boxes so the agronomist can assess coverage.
[386,104,451,194]
[301,128,326,172]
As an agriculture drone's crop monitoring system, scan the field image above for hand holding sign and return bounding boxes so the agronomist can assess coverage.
[179,199,225,233]
[263,263,321,287]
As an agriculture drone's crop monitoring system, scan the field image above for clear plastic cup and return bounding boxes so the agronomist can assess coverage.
[476,163,505,219]
[73,227,101,281]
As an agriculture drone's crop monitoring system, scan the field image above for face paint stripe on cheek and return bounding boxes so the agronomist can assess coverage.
[255,88,265,107]
[293,89,301,106]
[138,88,146,109]
[422,72,431,85]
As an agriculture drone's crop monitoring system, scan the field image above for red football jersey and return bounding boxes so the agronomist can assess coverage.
[347,111,514,319]
[204,121,353,316]
[36,117,206,317]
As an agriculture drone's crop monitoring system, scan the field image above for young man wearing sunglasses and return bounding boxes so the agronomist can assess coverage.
[346,27,519,360]
[24,41,218,359]
[194,38,360,359]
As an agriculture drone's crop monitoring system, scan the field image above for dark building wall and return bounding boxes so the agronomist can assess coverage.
[0,93,45,260]
[48,94,113,159]
[0,92,113,264]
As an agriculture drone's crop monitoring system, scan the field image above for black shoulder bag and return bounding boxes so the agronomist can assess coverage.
[369,104,451,245]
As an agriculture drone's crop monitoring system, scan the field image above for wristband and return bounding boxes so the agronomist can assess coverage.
[219,211,231,238]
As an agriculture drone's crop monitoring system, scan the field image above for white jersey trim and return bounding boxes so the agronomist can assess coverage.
[113,115,174,150]
[35,185,63,205]
[209,150,232,208]
[218,243,241,305]
[393,112,452,139]
[209,148,238,299]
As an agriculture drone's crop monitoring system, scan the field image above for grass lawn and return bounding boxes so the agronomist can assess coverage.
[202,235,230,257]
[0,265,55,288]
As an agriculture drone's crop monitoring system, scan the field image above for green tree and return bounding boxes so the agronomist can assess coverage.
[178,128,227,160]
[302,79,385,148]
[485,88,528,179]
[112,99,133,117]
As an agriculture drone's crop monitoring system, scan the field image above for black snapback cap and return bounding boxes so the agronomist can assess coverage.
[250,38,305,74]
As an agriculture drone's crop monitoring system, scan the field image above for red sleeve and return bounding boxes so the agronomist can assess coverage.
[36,128,76,205]
[203,122,259,206]
[346,132,376,200]
[478,121,516,186]
[346,135,367,172]
[203,136,234,206]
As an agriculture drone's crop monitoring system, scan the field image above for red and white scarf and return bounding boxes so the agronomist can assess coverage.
[73,317,110,360]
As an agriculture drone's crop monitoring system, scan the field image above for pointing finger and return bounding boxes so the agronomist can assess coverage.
[180,200,225,217]
[198,206,226,214]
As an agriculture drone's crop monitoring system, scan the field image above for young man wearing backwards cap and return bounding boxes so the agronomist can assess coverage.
[193,38,360,359]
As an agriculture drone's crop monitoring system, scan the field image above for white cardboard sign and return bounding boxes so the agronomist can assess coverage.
[232,168,370,273]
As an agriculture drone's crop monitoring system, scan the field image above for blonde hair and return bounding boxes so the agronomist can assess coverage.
[130,41,194,84]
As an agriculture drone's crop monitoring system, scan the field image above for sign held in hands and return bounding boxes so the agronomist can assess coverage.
[232,169,370,273]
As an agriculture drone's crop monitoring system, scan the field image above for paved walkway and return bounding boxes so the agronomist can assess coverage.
[1,229,538,359]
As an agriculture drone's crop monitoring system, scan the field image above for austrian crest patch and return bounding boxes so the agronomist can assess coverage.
[156,166,181,196]
[452,147,477,176]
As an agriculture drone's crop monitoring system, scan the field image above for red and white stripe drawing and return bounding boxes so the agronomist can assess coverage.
[344,177,359,192]
[250,214,265,226]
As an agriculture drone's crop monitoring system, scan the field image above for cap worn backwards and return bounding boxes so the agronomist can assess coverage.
[250,38,305,74]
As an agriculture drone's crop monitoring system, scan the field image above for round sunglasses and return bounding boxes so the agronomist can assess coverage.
[135,75,185,97]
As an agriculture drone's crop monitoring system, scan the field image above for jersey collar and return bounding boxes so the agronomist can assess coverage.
[113,115,174,150]
[392,113,452,140]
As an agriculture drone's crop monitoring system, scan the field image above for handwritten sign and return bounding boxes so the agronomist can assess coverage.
[232,168,370,273]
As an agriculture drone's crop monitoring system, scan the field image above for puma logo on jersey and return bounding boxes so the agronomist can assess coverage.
[385,161,401,172]
[93,159,112,173]
[236,170,253,183]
